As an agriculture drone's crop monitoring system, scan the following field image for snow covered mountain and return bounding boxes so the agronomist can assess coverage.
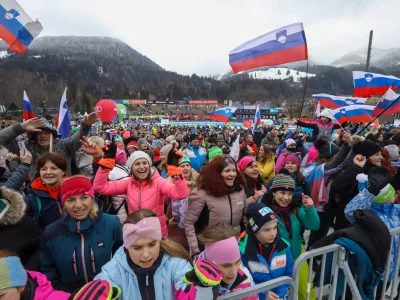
[331,47,400,69]
[215,67,315,82]
[0,36,162,70]
[247,68,315,81]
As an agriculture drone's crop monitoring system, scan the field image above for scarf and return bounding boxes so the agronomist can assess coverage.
[271,202,293,238]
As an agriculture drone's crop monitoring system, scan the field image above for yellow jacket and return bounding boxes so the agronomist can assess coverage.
[257,158,275,183]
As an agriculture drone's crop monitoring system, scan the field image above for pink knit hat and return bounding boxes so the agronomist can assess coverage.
[285,154,301,169]
[237,156,256,172]
[115,149,127,166]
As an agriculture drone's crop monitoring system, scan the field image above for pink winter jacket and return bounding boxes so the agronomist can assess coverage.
[94,167,189,237]
[184,187,247,255]
[26,271,70,300]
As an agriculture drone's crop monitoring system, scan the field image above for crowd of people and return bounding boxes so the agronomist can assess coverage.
[0,109,399,300]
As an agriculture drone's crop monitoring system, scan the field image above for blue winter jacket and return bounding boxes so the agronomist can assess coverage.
[182,144,207,172]
[316,238,380,300]
[238,230,293,299]
[94,247,214,300]
[40,210,123,293]
[345,189,400,282]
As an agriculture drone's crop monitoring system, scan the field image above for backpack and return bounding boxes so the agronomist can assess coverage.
[29,195,42,222]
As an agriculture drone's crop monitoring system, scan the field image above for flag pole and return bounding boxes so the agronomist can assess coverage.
[298,59,309,118]
[355,95,400,135]
[49,133,53,153]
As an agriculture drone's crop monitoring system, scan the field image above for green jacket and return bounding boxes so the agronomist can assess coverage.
[276,206,320,259]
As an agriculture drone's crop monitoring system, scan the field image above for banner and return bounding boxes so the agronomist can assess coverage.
[188,100,218,104]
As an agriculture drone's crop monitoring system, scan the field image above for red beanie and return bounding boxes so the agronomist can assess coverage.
[61,177,95,205]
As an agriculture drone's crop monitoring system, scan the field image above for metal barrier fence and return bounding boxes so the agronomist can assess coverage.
[217,276,296,300]
[217,226,400,300]
[292,244,362,300]
[377,226,400,300]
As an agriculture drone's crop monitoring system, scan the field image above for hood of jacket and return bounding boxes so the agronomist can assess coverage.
[0,186,26,226]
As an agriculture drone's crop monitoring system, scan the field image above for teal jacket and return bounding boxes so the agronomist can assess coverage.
[276,206,320,259]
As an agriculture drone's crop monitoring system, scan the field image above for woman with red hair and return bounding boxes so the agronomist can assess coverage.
[184,156,247,257]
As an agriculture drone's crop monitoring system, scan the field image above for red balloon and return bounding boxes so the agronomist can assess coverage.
[95,99,117,123]
[243,120,252,128]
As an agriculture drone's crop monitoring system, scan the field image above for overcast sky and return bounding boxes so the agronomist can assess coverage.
[17,0,400,76]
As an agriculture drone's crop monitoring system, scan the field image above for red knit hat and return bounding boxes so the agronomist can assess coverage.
[61,176,95,205]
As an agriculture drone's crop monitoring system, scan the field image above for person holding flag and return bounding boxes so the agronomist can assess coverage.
[295,109,342,142]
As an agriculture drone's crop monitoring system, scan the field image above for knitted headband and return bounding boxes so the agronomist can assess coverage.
[205,237,241,265]
[270,174,295,192]
[0,256,27,290]
[61,177,95,205]
[222,157,236,168]
[123,217,162,248]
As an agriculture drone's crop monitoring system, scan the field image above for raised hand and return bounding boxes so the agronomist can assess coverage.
[20,150,32,165]
[80,136,101,157]
[353,154,367,168]
[302,193,314,208]
[83,112,99,126]
[21,117,44,132]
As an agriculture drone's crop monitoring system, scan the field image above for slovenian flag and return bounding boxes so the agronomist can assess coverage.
[373,87,400,117]
[208,107,237,123]
[0,0,43,54]
[252,105,261,135]
[353,71,400,97]
[330,105,375,124]
[229,23,308,74]
[56,88,70,139]
[313,94,368,109]
[23,90,36,120]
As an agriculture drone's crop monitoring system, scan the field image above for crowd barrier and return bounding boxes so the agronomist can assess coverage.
[217,226,400,300]
[378,226,400,300]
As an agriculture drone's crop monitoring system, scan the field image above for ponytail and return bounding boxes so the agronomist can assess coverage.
[161,240,193,266]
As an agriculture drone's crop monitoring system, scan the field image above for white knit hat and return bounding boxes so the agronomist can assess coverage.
[126,151,152,171]
[285,139,296,147]
[318,109,332,119]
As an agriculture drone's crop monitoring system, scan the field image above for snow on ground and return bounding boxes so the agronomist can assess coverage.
[248,68,316,82]
[0,51,10,59]
[333,62,362,67]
